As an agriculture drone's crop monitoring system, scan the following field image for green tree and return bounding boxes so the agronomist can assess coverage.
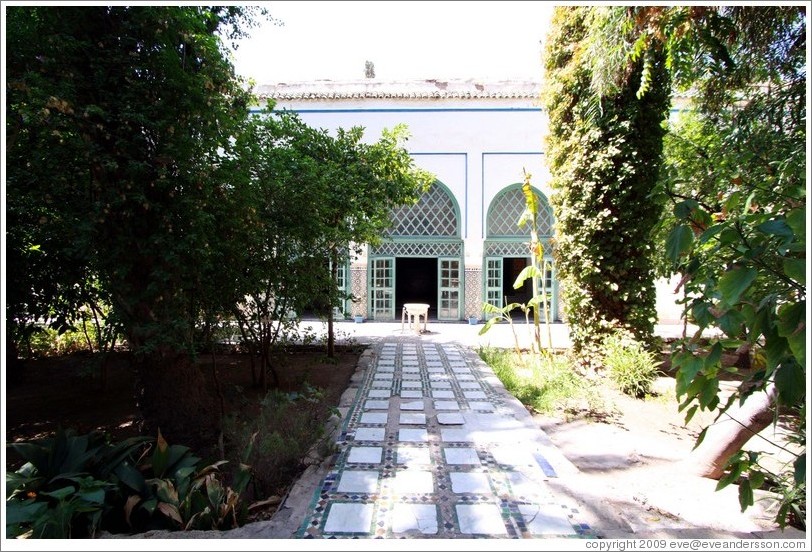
[542,6,672,364]
[591,5,805,526]
[652,7,806,527]
[237,111,433,362]
[312,123,433,357]
[6,6,265,446]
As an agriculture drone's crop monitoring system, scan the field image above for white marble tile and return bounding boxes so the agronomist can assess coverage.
[376,365,395,372]
[364,400,389,410]
[426,366,445,373]
[451,367,472,374]
[450,472,491,494]
[354,427,385,442]
[506,471,549,499]
[518,504,576,535]
[458,381,481,389]
[336,470,379,493]
[395,446,431,466]
[373,372,394,380]
[401,379,422,387]
[368,389,391,398]
[440,428,473,442]
[433,400,460,411]
[455,374,476,381]
[347,446,383,464]
[400,400,425,411]
[429,381,452,388]
[323,502,375,533]
[431,390,454,399]
[399,412,427,425]
[359,412,388,424]
[392,469,434,494]
[468,401,495,412]
[402,364,420,372]
[391,503,438,534]
[400,390,423,398]
[491,445,533,466]
[456,504,507,535]
[443,447,480,465]
[437,412,465,425]
[463,391,487,400]
[398,428,429,442]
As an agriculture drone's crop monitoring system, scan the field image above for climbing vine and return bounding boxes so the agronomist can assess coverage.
[542,7,671,362]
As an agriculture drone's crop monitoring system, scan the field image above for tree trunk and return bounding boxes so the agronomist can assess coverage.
[685,382,777,479]
[6,338,24,385]
[327,248,338,359]
[135,352,218,451]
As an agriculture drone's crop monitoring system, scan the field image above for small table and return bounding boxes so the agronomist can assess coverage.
[401,303,429,334]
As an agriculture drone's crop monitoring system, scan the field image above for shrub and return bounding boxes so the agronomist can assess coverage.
[225,383,338,501]
[111,430,251,533]
[6,429,251,538]
[601,329,660,397]
[5,429,149,538]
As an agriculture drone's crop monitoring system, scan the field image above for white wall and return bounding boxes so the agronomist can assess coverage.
[263,92,684,324]
[272,97,551,266]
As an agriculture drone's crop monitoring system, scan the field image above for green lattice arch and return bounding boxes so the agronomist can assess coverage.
[487,184,554,238]
[389,181,459,237]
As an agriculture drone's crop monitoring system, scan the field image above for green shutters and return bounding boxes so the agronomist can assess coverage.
[369,257,395,320]
[438,258,461,320]
[484,257,503,319]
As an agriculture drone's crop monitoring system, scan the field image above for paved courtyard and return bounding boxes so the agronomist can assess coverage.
[295,335,592,539]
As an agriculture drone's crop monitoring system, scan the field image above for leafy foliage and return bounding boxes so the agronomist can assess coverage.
[479,170,556,354]
[6,429,252,537]
[542,7,672,363]
[646,6,806,527]
[5,5,267,443]
[113,431,251,532]
[5,6,429,444]
[6,429,150,538]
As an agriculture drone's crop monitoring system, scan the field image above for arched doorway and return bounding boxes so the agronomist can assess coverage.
[368,181,463,321]
[484,184,558,321]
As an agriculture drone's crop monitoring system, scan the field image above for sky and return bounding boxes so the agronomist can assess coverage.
[230,1,556,84]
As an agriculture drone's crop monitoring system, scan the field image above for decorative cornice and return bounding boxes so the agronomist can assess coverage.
[255,79,543,101]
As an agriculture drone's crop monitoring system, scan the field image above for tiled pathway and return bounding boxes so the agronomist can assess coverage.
[296,339,593,539]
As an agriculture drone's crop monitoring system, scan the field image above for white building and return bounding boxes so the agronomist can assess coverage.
[256,79,682,324]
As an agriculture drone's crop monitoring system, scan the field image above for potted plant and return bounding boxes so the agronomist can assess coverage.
[467,314,479,325]
[354,313,365,323]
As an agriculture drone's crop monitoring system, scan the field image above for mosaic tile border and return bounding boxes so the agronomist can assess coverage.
[296,340,594,539]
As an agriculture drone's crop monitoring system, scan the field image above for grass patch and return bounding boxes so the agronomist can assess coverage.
[477,346,604,417]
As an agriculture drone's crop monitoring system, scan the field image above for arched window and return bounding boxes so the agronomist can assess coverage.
[389,181,459,237]
[487,185,553,238]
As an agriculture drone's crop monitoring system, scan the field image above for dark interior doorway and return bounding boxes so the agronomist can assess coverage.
[503,257,533,319]
[396,257,437,319]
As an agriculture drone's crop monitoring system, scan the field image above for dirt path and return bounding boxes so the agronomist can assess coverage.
[534,377,801,536]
